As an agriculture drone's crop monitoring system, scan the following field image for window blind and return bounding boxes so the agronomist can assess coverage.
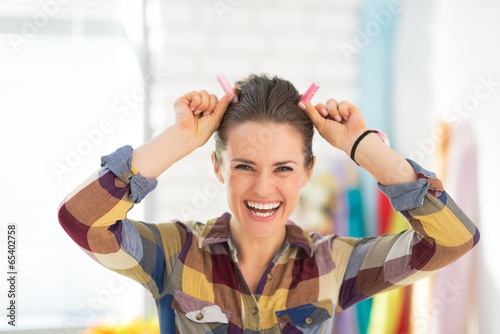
[0,0,148,331]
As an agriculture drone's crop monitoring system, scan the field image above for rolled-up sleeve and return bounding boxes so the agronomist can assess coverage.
[335,159,480,311]
[58,146,186,299]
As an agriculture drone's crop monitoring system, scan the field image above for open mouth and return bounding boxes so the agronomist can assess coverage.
[244,200,282,218]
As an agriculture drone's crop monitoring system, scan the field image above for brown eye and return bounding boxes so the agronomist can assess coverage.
[276,166,293,172]
[235,164,253,171]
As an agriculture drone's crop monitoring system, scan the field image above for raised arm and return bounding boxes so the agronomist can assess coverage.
[58,90,235,298]
[299,99,480,311]
[132,90,235,178]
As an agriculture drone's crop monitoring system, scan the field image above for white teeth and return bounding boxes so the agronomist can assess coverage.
[248,208,276,217]
[254,211,273,217]
[246,200,281,218]
[246,201,281,210]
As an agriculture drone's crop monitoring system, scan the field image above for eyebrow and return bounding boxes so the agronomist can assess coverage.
[231,158,298,166]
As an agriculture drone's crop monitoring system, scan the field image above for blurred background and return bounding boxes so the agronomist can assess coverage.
[1,0,499,333]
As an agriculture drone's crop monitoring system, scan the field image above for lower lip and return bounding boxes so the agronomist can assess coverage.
[244,203,281,222]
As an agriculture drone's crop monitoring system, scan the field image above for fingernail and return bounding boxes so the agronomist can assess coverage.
[194,110,201,115]
[321,109,328,117]
[343,116,349,121]
[298,102,306,110]
[191,107,196,111]
[334,115,342,122]
[203,111,210,116]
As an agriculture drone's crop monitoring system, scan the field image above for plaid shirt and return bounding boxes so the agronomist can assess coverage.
[58,145,479,334]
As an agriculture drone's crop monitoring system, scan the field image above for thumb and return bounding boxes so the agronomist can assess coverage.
[298,101,324,128]
[212,93,236,124]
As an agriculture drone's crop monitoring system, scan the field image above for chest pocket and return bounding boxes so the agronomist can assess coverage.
[171,290,232,334]
[276,299,334,333]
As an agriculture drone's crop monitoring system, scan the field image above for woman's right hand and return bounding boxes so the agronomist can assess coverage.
[174,90,235,149]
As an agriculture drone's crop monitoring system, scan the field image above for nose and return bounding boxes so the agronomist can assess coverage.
[253,172,274,197]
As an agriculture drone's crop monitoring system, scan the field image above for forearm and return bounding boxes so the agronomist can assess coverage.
[352,132,417,186]
[132,126,197,179]
[337,162,480,310]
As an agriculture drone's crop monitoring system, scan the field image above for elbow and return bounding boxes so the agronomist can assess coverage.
[472,226,480,248]
[413,228,480,271]
[441,228,480,268]
[57,197,69,230]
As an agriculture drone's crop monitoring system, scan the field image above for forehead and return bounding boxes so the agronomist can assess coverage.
[224,122,304,161]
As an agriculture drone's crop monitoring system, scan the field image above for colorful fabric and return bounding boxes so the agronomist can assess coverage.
[368,200,412,334]
[58,145,480,334]
[346,187,372,334]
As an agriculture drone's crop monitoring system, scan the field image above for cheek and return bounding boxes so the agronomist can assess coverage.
[225,174,249,199]
[283,176,305,201]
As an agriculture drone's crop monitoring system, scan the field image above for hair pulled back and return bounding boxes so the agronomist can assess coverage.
[214,74,314,168]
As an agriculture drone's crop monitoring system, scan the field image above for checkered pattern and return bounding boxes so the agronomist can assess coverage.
[58,146,479,333]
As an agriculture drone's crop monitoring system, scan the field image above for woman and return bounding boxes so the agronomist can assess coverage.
[58,74,479,333]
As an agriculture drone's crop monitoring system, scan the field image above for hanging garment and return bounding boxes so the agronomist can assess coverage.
[367,193,411,334]
[411,121,479,334]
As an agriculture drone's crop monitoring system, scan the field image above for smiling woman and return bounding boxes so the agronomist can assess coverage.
[58,73,480,333]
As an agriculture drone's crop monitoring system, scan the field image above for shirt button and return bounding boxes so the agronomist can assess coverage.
[195,313,204,320]
[267,273,273,281]
[250,307,258,315]
[305,316,313,325]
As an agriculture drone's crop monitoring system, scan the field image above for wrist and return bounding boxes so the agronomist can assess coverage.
[342,127,369,156]
[170,125,199,152]
[348,128,391,165]
[351,131,385,164]
[132,126,198,178]
[353,132,417,185]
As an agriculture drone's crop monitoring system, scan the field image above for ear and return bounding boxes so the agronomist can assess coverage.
[211,152,224,184]
[301,156,316,188]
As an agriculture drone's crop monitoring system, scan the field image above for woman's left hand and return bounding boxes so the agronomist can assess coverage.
[298,99,368,155]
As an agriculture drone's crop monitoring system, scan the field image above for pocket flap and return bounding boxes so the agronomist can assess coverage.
[276,299,333,327]
[172,290,231,324]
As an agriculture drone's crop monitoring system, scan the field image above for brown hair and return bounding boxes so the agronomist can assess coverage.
[214,74,314,168]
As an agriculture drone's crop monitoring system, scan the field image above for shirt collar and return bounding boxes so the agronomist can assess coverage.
[197,212,314,257]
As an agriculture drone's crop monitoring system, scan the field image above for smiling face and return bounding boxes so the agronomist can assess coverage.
[211,121,315,241]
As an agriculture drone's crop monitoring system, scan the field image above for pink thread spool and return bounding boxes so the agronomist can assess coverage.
[300,81,320,102]
[216,73,239,103]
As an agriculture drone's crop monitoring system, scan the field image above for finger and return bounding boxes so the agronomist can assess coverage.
[337,100,351,121]
[187,91,202,111]
[174,91,194,109]
[212,92,236,123]
[232,87,239,102]
[207,94,218,113]
[298,101,324,128]
[194,90,210,113]
[314,103,328,118]
[322,99,341,122]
